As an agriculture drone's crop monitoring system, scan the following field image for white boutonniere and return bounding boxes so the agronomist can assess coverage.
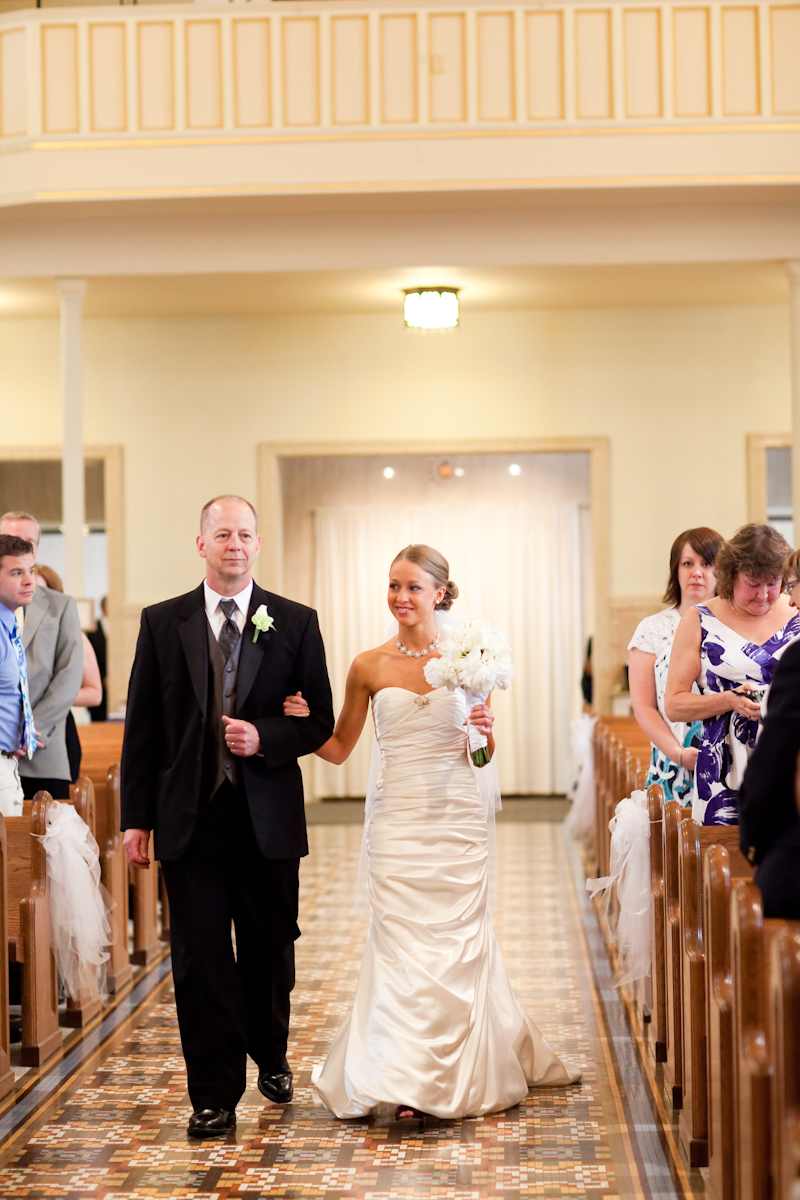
[251,604,275,643]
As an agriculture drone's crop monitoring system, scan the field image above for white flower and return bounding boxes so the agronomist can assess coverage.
[422,614,515,694]
[251,604,275,642]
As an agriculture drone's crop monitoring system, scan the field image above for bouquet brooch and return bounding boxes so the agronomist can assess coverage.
[423,617,515,767]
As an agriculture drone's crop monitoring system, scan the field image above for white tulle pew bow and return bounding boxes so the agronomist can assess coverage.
[586,789,651,986]
[564,713,597,843]
[37,801,114,1001]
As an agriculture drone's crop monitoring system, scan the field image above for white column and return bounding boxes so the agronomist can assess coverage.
[56,278,87,598]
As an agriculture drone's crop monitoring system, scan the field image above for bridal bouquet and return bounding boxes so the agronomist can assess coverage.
[423,617,515,766]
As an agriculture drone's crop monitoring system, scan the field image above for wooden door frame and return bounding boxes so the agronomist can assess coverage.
[257,437,613,713]
[746,432,791,523]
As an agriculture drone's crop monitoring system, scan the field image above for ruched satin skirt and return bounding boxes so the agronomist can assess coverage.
[313,736,579,1119]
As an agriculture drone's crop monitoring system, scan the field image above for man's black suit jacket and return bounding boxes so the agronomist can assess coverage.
[739,636,800,865]
[120,582,334,862]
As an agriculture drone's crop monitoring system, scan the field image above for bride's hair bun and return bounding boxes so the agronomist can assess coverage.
[437,580,458,611]
[391,543,458,611]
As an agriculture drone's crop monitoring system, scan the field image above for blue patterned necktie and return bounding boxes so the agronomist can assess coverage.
[10,618,35,759]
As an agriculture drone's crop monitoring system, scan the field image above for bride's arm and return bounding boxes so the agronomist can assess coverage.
[283,658,371,765]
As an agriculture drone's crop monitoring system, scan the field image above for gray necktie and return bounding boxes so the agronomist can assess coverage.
[218,599,240,661]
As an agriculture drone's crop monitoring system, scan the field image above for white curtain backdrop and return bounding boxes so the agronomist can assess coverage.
[311,501,585,800]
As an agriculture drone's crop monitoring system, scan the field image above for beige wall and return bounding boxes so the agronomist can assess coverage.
[0,300,790,698]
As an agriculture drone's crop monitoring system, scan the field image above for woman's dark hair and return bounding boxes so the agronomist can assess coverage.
[662,527,724,606]
[714,523,792,600]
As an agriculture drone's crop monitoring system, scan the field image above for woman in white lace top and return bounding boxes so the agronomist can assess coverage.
[628,528,722,803]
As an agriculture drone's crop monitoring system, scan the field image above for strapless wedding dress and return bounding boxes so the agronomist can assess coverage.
[313,686,580,1119]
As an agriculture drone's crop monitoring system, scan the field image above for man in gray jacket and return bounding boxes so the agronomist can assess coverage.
[0,513,83,799]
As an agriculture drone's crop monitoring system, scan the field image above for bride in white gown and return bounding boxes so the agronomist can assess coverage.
[284,544,580,1120]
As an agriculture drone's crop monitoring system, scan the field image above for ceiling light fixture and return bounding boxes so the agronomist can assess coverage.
[509,463,522,476]
[454,467,465,477]
[383,467,395,479]
[404,287,459,330]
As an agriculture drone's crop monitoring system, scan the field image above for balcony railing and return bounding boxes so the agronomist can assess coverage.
[0,0,797,205]
[1,0,798,142]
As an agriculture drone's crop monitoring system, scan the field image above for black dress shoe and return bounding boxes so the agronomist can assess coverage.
[187,1108,236,1139]
[258,1070,293,1104]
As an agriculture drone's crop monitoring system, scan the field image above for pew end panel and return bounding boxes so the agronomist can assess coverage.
[0,814,15,1101]
[648,784,667,1063]
[769,922,800,1200]
[703,844,753,1200]
[101,765,132,994]
[664,799,692,1109]
[7,795,62,1068]
[130,832,162,967]
[731,880,778,1200]
[678,822,748,1170]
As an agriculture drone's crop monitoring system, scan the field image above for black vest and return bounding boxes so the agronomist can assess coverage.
[203,620,243,797]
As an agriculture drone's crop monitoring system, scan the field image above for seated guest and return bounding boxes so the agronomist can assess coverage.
[0,512,83,799]
[628,527,722,803]
[86,595,108,721]
[666,524,800,825]
[738,549,800,918]
[0,535,37,816]
[34,563,102,782]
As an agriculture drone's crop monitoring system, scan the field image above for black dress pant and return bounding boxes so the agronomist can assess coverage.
[22,776,71,800]
[161,780,300,1112]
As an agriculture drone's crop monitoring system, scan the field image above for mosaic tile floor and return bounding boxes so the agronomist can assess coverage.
[0,823,701,1199]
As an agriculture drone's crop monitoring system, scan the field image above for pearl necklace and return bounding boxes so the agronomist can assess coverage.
[396,633,439,659]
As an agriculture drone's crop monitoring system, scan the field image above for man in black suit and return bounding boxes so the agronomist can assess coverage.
[739,634,800,919]
[121,495,334,1139]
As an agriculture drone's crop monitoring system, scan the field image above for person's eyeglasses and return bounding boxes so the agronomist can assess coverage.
[785,579,800,595]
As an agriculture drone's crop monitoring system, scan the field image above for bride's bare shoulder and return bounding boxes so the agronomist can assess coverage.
[349,643,395,684]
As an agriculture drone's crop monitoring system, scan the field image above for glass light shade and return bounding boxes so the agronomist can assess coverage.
[404,288,459,329]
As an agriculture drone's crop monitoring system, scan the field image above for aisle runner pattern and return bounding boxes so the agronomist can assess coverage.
[0,825,622,1200]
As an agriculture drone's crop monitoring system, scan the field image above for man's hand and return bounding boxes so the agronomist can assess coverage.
[221,716,262,757]
[123,828,151,869]
[13,729,45,758]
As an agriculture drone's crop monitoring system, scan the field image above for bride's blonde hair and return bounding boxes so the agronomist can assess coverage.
[391,544,459,611]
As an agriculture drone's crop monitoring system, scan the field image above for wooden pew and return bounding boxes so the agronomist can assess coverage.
[648,783,668,1063]
[663,799,692,1108]
[730,880,778,1200]
[704,844,754,1200]
[769,922,800,1200]
[130,835,161,966]
[678,820,749,1167]
[76,724,164,970]
[61,777,103,1029]
[0,814,15,1101]
[6,794,61,1067]
[100,765,132,994]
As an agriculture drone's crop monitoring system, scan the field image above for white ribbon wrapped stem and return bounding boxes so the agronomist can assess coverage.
[586,789,651,987]
[36,801,114,1001]
[461,687,489,755]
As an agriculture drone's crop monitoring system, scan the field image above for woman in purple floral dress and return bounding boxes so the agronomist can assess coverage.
[666,525,800,825]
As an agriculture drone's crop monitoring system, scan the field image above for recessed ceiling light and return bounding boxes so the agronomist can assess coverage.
[454,467,465,477]
[403,288,459,330]
[509,463,522,476]
[383,467,395,479]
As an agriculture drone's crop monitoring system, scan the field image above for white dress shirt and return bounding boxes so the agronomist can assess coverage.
[203,580,253,641]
